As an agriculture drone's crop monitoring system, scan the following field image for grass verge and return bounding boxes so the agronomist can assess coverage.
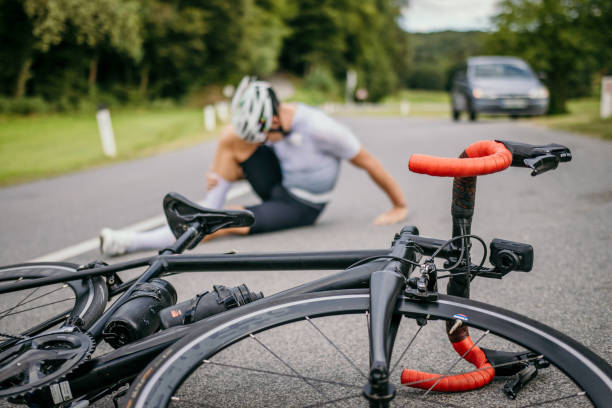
[529,98,612,141]
[0,107,217,186]
[1,92,608,187]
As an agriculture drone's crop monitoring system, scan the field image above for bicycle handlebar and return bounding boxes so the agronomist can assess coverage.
[409,140,572,178]
[409,140,512,177]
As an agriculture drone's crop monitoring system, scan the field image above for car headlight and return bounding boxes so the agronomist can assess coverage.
[472,88,497,99]
[529,87,549,99]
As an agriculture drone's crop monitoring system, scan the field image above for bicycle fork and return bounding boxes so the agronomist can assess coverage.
[364,227,419,407]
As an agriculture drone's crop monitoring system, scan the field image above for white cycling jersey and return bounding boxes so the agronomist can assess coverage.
[271,103,361,203]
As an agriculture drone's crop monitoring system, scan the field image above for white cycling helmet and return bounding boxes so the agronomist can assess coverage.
[231,76,279,143]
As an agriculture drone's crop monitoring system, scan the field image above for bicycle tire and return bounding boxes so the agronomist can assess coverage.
[124,290,611,408]
[0,262,107,349]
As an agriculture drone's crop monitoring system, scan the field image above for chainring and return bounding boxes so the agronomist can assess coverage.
[0,331,94,399]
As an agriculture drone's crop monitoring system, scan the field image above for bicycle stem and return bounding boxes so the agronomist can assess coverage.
[449,150,476,300]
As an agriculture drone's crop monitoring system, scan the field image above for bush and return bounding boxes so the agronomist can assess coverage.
[302,66,340,96]
[0,97,50,115]
[405,67,445,90]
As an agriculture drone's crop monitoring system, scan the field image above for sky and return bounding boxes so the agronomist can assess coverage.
[401,0,503,33]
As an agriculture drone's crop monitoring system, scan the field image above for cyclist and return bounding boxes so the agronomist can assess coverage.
[100,77,408,256]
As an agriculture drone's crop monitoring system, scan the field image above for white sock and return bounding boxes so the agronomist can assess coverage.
[202,174,231,209]
[122,176,231,253]
[126,225,176,252]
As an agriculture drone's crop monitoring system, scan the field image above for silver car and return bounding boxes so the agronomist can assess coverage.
[451,56,549,121]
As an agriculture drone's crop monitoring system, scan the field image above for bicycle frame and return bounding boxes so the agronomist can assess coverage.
[3,224,469,406]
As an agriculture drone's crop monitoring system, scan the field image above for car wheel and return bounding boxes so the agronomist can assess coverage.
[469,109,477,121]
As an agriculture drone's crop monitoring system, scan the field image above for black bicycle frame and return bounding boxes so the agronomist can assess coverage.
[13,225,458,406]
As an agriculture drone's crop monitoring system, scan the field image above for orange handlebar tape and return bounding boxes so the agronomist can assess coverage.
[409,140,512,177]
[400,336,494,392]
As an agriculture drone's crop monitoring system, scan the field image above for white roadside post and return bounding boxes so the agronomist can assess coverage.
[346,69,357,104]
[203,105,216,131]
[601,76,612,119]
[400,100,411,116]
[215,101,229,123]
[96,105,117,157]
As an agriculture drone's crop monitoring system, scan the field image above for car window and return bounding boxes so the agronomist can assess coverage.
[472,63,533,78]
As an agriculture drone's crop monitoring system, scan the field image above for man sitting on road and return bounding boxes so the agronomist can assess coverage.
[100,77,408,256]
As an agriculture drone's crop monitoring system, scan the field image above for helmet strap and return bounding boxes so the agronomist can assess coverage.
[268,125,291,137]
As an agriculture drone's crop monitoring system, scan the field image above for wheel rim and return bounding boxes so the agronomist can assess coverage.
[0,263,103,351]
[126,292,610,408]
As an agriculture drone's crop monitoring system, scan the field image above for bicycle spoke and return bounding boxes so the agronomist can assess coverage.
[390,315,429,375]
[1,297,76,317]
[519,391,587,407]
[0,285,40,321]
[0,284,68,316]
[305,316,367,379]
[0,331,28,340]
[201,360,360,389]
[401,354,546,389]
[422,330,490,397]
[249,333,333,404]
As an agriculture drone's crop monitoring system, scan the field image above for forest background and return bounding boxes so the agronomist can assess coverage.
[1,0,610,114]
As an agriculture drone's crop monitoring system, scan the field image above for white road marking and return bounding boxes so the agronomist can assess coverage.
[28,183,252,262]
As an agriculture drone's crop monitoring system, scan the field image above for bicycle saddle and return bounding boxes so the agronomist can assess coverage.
[163,192,255,248]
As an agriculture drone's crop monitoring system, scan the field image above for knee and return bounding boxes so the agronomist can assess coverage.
[218,126,238,151]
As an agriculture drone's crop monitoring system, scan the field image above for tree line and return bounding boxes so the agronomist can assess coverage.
[0,0,609,114]
[0,0,409,111]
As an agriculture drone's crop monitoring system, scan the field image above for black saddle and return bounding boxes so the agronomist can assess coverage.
[163,192,255,249]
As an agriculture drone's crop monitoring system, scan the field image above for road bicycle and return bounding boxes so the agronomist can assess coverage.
[0,140,610,407]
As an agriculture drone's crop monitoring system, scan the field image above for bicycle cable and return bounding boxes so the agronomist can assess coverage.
[346,234,488,282]
[345,242,425,270]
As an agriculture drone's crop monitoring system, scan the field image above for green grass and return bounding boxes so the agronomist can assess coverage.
[1,92,608,187]
[0,107,216,186]
[383,89,450,105]
[530,98,612,141]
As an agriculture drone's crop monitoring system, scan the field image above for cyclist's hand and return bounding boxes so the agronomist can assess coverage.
[206,171,219,191]
[373,206,408,225]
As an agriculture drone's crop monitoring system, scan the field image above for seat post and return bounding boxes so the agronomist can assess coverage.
[160,221,202,255]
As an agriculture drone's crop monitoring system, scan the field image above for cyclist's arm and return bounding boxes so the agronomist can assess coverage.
[349,147,408,224]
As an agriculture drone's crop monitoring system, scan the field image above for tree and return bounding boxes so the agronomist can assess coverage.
[280,0,409,101]
[4,0,142,99]
[487,0,610,113]
[137,0,208,98]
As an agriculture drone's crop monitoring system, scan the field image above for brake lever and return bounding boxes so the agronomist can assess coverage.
[523,154,559,176]
[497,140,572,176]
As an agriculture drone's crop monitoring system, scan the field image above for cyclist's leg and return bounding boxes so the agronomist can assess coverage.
[124,291,611,408]
[246,186,324,234]
[99,132,254,256]
[201,186,325,242]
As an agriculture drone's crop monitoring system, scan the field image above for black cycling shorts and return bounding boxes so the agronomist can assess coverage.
[240,145,325,234]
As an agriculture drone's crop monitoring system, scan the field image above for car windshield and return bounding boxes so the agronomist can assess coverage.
[472,63,533,78]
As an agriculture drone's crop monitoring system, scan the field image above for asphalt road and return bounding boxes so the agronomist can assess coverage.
[1,116,611,406]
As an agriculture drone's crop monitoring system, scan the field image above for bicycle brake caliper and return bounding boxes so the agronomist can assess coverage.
[405,261,438,301]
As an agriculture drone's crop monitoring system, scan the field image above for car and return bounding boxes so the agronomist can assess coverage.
[450,56,549,121]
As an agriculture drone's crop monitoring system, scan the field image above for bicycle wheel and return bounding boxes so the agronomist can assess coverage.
[0,262,107,351]
[124,290,611,408]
